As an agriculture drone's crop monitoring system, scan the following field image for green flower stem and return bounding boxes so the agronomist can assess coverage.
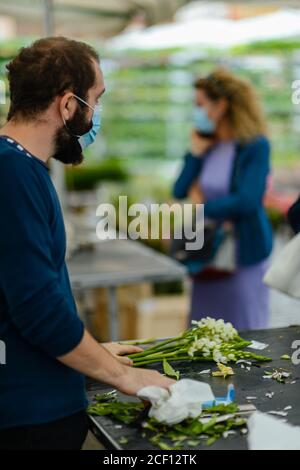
[122,338,157,346]
[128,337,183,359]
[229,341,252,349]
[133,355,213,367]
[132,349,271,367]
[132,349,187,364]
[128,323,271,368]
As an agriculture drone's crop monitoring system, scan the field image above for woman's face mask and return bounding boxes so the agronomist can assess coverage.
[193,106,216,135]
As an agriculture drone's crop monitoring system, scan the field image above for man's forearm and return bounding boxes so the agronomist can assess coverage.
[57,329,176,397]
[57,329,126,388]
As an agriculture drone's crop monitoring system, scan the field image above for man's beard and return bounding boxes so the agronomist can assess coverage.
[52,105,92,165]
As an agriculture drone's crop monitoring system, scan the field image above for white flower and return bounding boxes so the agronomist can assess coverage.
[189,317,238,363]
[213,350,223,362]
[196,338,206,349]
[188,346,197,357]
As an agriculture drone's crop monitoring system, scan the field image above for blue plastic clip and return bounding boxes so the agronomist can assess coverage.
[202,384,235,409]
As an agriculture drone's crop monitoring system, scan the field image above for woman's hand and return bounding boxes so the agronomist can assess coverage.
[190,130,214,157]
[102,342,143,366]
[188,180,205,204]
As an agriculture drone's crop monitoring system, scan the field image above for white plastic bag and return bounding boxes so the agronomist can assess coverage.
[263,232,300,299]
[137,379,214,425]
[248,411,300,450]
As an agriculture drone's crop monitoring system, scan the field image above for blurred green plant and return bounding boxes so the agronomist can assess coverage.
[266,207,286,230]
[231,38,300,55]
[65,158,129,191]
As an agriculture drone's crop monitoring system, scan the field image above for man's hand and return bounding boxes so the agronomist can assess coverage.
[58,330,175,397]
[102,342,143,366]
[114,366,176,396]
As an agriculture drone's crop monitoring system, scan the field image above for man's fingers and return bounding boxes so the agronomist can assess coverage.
[117,344,144,355]
[153,371,176,388]
[125,345,143,353]
[117,356,133,366]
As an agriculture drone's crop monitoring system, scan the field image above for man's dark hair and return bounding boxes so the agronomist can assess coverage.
[6,36,99,121]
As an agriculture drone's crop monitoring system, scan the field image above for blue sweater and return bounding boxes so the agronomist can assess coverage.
[173,135,273,266]
[0,136,87,430]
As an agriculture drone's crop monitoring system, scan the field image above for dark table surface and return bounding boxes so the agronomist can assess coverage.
[87,326,300,450]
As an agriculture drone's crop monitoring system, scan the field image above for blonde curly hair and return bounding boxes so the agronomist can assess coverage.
[194,68,267,143]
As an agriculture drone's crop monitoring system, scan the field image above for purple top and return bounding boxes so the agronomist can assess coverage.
[199,140,236,202]
[191,140,270,330]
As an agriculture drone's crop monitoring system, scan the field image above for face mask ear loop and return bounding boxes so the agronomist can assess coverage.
[72,94,95,112]
[61,93,85,137]
[61,94,96,139]
[61,103,82,139]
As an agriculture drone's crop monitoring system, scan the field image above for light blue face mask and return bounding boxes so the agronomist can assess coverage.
[72,94,102,150]
[193,106,216,135]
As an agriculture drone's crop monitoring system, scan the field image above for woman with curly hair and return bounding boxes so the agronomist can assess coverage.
[173,68,273,330]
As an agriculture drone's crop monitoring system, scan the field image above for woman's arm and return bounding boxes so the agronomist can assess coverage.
[188,180,205,204]
[173,152,203,199]
[173,132,213,199]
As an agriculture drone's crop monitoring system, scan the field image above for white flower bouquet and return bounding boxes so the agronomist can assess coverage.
[129,317,271,367]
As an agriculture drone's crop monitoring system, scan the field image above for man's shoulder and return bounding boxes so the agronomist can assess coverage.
[0,138,46,183]
[0,139,53,215]
[0,138,32,169]
[0,140,50,207]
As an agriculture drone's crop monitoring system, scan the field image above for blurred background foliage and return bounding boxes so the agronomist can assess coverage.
[1,35,300,240]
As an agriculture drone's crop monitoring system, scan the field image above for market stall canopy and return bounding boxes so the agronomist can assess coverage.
[107,9,300,51]
[1,1,300,40]
[0,0,192,38]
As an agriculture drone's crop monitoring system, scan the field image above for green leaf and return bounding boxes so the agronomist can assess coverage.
[163,358,180,380]
[281,354,291,360]
[202,417,217,433]
[87,401,144,424]
[206,436,217,446]
[156,441,182,451]
[204,403,239,415]
[187,440,200,447]
[119,437,129,445]
[95,390,117,403]
[89,394,247,451]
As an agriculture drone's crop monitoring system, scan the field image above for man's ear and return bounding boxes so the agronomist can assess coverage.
[59,92,76,122]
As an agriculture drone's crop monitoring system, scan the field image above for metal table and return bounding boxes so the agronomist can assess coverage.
[67,239,187,341]
[87,326,300,450]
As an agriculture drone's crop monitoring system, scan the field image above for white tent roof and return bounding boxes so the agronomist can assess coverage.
[107,9,300,51]
[0,0,191,38]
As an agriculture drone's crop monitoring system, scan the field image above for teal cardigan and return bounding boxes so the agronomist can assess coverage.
[173,135,273,266]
